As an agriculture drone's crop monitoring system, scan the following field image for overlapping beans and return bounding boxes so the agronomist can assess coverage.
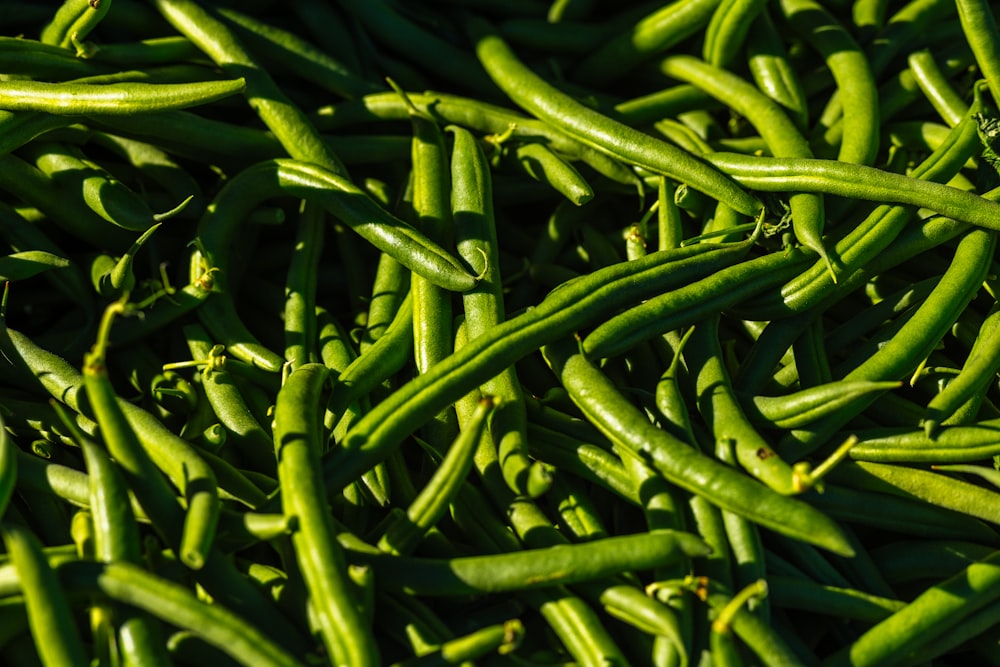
[1,0,1000,665]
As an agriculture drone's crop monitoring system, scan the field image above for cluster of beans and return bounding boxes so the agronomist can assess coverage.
[4,0,1000,665]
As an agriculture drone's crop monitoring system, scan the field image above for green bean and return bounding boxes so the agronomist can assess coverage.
[0,522,87,667]
[0,36,105,79]
[744,380,902,430]
[542,337,854,555]
[715,439,769,621]
[569,0,722,85]
[451,125,548,497]
[583,245,809,360]
[152,0,349,177]
[324,238,757,498]
[741,94,984,319]
[338,0,497,98]
[76,418,172,667]
[499,140,595,206]
[659,55,831,272]
[24,140,162,233]
[866,0,957,74]
[185,334,275,476]
[924,304,1000,435]
[870,539,997,585]
[0,153,133,246]
[745,8,810,129]
[216,6,380,101]
[688,492,734,592]
[525,424,639,504]
[707,152,1000,229]
[404,97,455,382]
[326,291,413,430]
[193,159,474,372]
[823,550,1000,667]
[40,0,112,51]
[468,16,763,218]
[353,529,710,596]
[690,576,812,667]
[702,0,768,68]
[779,226,995,458]
[0,417,12,523]
[359,253,409,352]
[273,363,379,666]
[53,559,303,667]
[908,49,968,127]
[90,224,162,297]
[283,202,324,371]
[316,90,581,157]
[768,575,905,624]
[850,418,1000,462]
[82,302,218,569]
[781,0,879,164]
[684,316,801,495]
[389,619,523,667]
[956,0,1000,103]
[377,397,493,556]
[832,460,1000,527]
[86,34,203,66]
[0,78,245,116]
[89,109,283,164]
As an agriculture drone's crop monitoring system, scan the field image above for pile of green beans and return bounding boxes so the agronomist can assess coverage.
[5,0,1000,664]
